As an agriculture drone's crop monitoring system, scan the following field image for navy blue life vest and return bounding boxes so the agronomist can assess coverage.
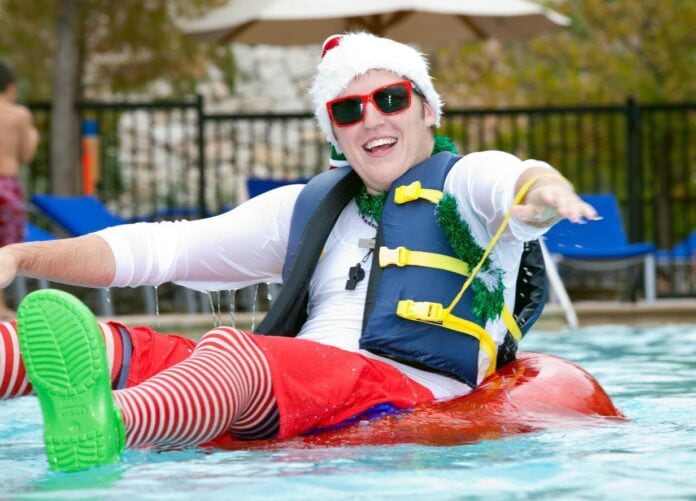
[256,152,547,386]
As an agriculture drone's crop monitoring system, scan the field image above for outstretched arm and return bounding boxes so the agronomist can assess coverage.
[512,167,597,227]
[0,234,115,289]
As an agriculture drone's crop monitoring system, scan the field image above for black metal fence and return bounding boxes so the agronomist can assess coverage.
[24,98,696,299]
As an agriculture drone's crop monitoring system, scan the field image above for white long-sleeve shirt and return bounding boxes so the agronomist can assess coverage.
[98,151,552,399]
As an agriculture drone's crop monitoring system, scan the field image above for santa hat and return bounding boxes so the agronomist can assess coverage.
[309,32,443,150]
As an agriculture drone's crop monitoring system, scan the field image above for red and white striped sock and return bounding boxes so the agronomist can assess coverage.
[114,327,278,447]
[0,320,124,399]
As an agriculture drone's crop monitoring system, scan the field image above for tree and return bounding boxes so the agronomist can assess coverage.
[51,0,80,195]
[0,0,227,194]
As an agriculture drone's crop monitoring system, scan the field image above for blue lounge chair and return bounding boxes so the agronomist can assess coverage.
[31,195,156,315]
[656,230,696,296]
[544,193,657,302]
[25,221,58,242]
[31,195,125,235]
[657,230,696,262]
[246,177,309,199]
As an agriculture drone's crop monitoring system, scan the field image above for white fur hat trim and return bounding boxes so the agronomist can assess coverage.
[309,32,443,148]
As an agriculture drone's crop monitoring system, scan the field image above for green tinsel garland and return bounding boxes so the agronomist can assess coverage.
[355,135,457,222]
[436,193,505,323]
[432,135,458,155]
[356,188,388,226]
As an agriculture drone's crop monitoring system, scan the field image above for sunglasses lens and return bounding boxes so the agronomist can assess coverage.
[329,82,413,126]
[374,84,410,114]
[330,97,364,126]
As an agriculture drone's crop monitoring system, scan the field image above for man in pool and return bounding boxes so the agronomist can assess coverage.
[0,33,596,471]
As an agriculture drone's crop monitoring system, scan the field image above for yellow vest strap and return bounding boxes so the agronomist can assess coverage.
[396,300,498,376]
[501,305,523,342]
[394,181,443,205]
[379,246,471,276]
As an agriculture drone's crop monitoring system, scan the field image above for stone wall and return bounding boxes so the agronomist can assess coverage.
[113,45,325,216]
[197,44,320,113]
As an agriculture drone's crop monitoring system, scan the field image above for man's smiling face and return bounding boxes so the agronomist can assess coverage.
[332,70,436,194]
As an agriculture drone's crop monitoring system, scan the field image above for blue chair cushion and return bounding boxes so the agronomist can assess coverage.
[247,178,309,199]
[24,222,57,242]
[544,194,655,260]
[656,230,696,261]
[32,195,125,236]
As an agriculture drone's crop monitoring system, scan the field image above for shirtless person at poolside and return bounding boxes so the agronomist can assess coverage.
[0,62,39,319]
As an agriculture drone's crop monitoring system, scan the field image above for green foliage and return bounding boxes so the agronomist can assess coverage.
[436,193,504,323]
[2,0,692,104]
[0,1,55,99]
[434,0,696,107]
[0,0,228,99]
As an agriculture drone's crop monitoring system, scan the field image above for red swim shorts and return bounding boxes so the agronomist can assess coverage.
[109,321,196,387]
[117,323,434,440]
[0,177,26,247]
[249,334,434,439]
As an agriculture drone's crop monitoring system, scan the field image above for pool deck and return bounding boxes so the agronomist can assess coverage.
[107,298,696,337]
[534,298,696,330]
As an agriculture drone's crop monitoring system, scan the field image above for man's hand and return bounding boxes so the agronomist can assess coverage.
[512,169,597,227]
[0,246,19,289]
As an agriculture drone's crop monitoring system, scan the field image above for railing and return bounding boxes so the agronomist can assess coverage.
[25,98,696,298]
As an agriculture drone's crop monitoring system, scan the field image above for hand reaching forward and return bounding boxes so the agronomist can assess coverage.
[0,247,19,290]
[512,169,597,227]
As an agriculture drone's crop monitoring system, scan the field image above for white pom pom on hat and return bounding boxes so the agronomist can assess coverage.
[309,32,443,149]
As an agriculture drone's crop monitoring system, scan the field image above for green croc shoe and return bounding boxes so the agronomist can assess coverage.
[16,289,125,472]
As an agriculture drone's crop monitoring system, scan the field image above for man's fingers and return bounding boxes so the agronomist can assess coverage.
[515,189,598,225]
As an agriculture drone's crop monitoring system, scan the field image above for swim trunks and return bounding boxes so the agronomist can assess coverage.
[0,177,26,247]
[248,334,434,439]
[109,321,197,387]
[116,324,433,440]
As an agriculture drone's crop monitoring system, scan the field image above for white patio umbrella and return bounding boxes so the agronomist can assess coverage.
[180,0,570,45]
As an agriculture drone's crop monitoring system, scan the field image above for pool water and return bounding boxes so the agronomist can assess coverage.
[1,324,695,499]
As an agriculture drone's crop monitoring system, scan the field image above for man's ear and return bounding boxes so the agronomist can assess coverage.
[422,101,436,127]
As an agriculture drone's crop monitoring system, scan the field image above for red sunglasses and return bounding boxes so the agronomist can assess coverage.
[327,80,421,127]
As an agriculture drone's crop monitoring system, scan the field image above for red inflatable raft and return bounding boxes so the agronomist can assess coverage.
[213,352,624,450]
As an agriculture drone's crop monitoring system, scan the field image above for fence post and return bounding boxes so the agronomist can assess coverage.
[196,94,207,218]
[625,96,643,242]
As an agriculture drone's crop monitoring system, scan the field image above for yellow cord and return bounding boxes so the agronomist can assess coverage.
[443,173,563,316]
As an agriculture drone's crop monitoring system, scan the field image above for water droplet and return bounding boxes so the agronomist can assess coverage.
[214,290,223,324]
[207,292,221,327]
[153,285,160,328]
[228,289,237,327]
[251,284,259,331]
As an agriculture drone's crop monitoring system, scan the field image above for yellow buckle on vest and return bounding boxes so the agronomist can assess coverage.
[379,246,410,267]
[394,182,443,205]
[380,246,471,276]
[394,181,422,204]
[397,300,445,323]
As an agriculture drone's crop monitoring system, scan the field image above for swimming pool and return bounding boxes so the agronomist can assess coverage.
[1,324,695,499]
